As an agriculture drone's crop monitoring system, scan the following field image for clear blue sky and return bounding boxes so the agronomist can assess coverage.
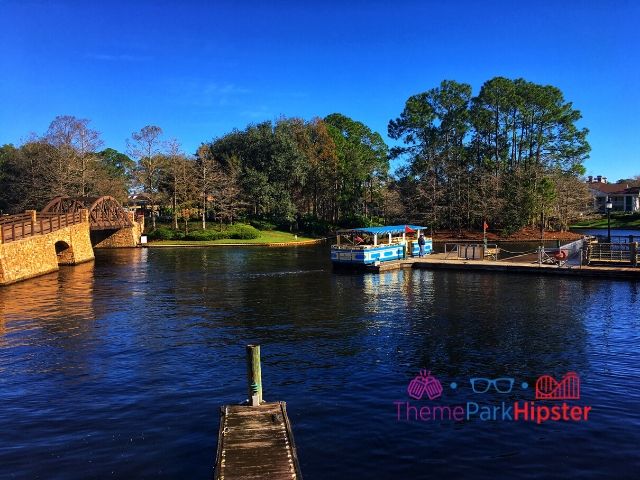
[1,0,638,180]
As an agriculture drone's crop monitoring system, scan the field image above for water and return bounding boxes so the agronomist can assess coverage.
[572,228,640,239]
[1,246,639,479]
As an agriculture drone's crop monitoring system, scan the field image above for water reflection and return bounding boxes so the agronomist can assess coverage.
[0,246,638,479]
[0,260,95,325]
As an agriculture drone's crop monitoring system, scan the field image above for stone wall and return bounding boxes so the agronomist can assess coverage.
[0,222,94,286]
[92,213,143,249]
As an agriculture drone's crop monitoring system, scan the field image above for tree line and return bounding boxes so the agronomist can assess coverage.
[0,77,592,233]
[390,78,591,232]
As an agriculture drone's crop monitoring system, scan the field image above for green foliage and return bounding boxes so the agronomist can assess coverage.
[325,113,390,219]
[2,85,591,234]
[339,214,383,229]
[205,115,388,228]
[97,148,135,178]
[171,224,261,241]
[299,214,333,235]
[148,226,176,240]
[0,141,67,212]
[185,229,227,241]
[389,77,591,232]
[228,224,260,239]
[250,219,277,231]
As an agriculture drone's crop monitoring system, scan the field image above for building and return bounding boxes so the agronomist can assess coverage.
[587,176,640,213]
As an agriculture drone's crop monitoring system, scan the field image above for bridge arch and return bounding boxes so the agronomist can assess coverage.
[42,196,133,230]
[41,196,85,216]
[54,240,75,265]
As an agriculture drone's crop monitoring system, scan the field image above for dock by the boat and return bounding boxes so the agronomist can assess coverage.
[360,252,640,279]
[214,401,302,480]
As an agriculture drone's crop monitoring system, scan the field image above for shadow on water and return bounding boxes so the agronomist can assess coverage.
[0,246,639,479]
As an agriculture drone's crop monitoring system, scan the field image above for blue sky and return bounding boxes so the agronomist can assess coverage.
[1,0,638,180]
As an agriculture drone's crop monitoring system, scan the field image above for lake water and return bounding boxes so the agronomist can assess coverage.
[572,228,640,239]
[1,245,639,479]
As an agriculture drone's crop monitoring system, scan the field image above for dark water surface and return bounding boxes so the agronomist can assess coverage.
[572,227,640,238]
[1,246,639,479]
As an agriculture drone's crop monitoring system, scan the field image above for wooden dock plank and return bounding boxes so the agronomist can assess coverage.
[350,254,640,279]
[214,402,302,480]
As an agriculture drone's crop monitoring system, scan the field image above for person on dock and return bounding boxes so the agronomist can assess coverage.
[418,234,426,257]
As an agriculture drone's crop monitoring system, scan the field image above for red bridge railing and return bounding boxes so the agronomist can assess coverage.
[0,211,84,244]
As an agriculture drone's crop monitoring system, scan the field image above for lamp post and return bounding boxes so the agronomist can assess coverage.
[606,197,613,243]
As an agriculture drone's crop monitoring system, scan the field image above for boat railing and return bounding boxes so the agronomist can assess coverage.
[332,237,432,250]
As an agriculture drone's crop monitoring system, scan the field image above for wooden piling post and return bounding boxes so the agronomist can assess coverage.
[631,242,638,267]
[246,344,263,406]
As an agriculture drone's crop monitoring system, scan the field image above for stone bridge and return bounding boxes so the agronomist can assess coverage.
[42,196,144,248]
[0,196,144,286]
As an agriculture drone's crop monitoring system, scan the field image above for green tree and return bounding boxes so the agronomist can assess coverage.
[0,141,62,212]
[470,77,590,231]
[391,77,590,232]
[95,148,135,202]
[324,113,389,223]
[205,120,306,227]
[388,80,472,230]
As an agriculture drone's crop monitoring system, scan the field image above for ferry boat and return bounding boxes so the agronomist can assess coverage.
[331,225,433,266]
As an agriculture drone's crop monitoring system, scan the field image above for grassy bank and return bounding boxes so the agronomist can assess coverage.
[571,213,640,229]
[148,228,316,246]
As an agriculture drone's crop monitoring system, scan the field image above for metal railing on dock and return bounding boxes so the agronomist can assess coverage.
[214,345,303,480]
[587,242,639,266]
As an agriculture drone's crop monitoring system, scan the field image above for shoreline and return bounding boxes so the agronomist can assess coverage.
[570,226,640,231]
[144,227,638,249]
[145,238,326,248]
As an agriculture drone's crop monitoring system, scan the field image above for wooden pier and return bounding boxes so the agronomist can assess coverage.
[214,402,301,480]
[355,253,640,280]
[214,345,302,480]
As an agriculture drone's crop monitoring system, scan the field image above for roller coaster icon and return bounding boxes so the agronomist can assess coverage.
[535,372,580,400]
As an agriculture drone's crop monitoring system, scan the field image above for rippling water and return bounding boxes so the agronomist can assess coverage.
[1,246,639,479]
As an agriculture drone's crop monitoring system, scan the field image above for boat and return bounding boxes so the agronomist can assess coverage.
[331,225,433,266]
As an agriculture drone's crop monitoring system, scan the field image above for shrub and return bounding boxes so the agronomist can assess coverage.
[339,214,383,229]
[148,226,175,240]
[299,214,331,235]
[249,219,277,231]
[228,224,260,239]
[185,229,229,241]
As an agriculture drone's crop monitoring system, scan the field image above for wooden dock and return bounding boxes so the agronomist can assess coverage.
[214,402,302,480]
[213,345,303,480]
[359,253,640,279]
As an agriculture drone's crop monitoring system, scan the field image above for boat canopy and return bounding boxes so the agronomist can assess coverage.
[337,225,430,236]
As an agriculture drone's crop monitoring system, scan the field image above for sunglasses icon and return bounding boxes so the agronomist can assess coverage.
[470,378,514,394]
